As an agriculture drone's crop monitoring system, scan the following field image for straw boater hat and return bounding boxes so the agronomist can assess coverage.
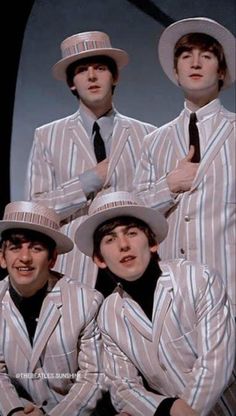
[158,17,236,89]
[52,31,129,81]
[75,191,168,257]
[0,201,73,254]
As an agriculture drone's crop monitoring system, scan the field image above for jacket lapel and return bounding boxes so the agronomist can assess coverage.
[190,118,233,191]
[30,282,62,372]
[68,111,96,166]
[2,289,32,360]
[104,115,130,187]
[152,276,172,348]
[123,297,153,341]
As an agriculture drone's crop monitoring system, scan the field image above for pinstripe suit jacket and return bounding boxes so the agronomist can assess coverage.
[98,260,235,416]
[0,274,104,416]
[134,100,236,313]
[25,109,156,286]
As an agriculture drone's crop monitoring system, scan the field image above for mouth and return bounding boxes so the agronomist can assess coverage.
[16,266,34,274]
[88,85,100,91]
[120,255,136,264]
[189,74,203,79]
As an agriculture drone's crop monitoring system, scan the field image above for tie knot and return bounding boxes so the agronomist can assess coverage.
[190,112,197,124]
[93,121,100,134]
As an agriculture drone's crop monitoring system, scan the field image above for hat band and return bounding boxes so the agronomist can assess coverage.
[4,212,59,231]
[91,200,138,215]
[62,40,111,59]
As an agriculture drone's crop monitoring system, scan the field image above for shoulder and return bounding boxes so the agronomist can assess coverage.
[35,110,80,133]
[142,113,182,143]
[160,259,224,297]
[219,105,236,123]
[115,112,157,131]
[58,276,104,305]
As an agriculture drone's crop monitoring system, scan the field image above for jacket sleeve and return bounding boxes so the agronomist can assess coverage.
[177,265,235,415]
[24,127,91,223]
[133,129,180,215]
[48,289,104,416]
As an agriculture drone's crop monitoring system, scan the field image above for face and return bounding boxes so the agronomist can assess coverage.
[175,48,224,100]
[1,240,56,296]
[94,225,157,281]
[71,61,117,114]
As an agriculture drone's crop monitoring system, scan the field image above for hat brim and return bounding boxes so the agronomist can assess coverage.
[75,205,168,257]
[158,17,236,89]
[0,221,73,254]
[52,48,129,81]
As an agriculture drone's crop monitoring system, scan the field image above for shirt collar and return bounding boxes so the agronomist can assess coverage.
[79,103,115,141]
[184,98,221,122]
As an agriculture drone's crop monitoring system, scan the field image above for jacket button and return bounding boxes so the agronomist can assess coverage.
[184,215,190,222]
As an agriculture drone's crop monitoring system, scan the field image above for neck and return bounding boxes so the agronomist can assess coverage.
[107,257,162,320]
[80,100,113,119]
[185,91,219,111]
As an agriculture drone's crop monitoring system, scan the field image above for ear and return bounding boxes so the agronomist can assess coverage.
[0,251,7,269]
[93,254,107,269]
[218,70,225,81]
[113,72,119,86]
[150,244,158,254]
[174,67,180,84]
[48,249,58,269]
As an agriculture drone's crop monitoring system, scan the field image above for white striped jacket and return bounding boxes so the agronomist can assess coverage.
[98,260,235,416]
[25,109,156,286]
[0,275,103,416]
[134,101,236,313]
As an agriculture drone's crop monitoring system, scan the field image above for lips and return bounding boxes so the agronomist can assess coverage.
[120,255,136,264]
[190,74,203,78]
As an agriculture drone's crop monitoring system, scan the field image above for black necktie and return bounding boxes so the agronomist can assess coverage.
[93,121,106,162]
[189,113,200,163]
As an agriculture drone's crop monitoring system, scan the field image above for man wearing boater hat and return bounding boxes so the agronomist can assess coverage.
[25,31,156,295]
[0,201,107,415]
[134,17,236,316]
[75,190,235,416]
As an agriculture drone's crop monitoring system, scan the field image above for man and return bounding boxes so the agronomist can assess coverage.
[75,191,235,416]
[0,201,104,416]
[133,17,236,314]
[25,31,156,293]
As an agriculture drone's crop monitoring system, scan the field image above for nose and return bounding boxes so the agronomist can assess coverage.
[88,65,97,81]
[191,51,202,68]
[118,235,130,251]
[19,246,32,262]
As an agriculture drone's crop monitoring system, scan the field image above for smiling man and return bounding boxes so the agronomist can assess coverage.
[134,17,236,317]
[0,201,105,416]
[25,31,156,296]
[75,191,236,416]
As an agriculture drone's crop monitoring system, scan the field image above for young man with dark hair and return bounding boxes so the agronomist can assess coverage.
[134,17,236,315]
[0,201,105,416]
[25,31,156,294]
[75,191,235,416]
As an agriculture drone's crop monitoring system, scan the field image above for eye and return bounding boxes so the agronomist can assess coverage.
[103,235,115,244]
[126,229,138,237]
[9,245,20,252]
[181,52,191,59]
[31,244,45,253]
[74,65,87,74]
[202,52,212,59]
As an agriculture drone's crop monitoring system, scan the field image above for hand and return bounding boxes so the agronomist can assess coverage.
[23,404,45,415]
[94,158,109,184]
[115,413,132,416]
[170,399,198,416]
[167,146,199,193]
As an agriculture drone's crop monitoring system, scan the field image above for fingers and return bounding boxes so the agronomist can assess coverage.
[185,145,195,162]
